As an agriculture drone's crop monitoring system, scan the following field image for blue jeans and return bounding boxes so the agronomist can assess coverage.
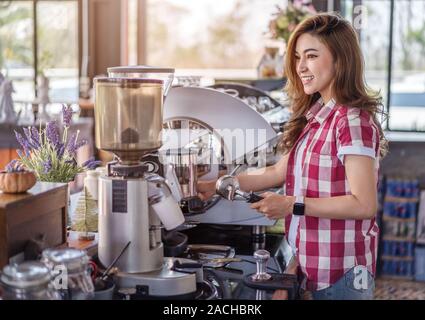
[311,267,375,300]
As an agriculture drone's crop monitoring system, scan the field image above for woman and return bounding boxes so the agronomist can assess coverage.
[198,13,387,300]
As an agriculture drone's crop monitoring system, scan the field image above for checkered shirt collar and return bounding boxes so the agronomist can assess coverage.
[306,97,337,125]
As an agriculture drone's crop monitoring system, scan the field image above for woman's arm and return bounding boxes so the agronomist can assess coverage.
[197,153,289,200]
[252,155,378,220]
[237,153,289,192]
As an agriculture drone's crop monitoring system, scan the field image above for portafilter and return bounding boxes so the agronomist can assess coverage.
[215,175,263,203]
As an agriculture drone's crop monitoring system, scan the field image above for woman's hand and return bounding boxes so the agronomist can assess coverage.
[197,179,217,201]
[250,192,295,219]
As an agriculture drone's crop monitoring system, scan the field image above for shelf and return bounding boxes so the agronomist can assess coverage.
[382,215,416,223]
[381,255,415,262]
[382,236,416,242]
[384,196,419,203]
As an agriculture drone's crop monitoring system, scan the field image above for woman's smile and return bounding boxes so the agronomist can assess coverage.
[301,75,315,85]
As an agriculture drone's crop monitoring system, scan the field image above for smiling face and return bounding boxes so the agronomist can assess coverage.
[295,33,336,103]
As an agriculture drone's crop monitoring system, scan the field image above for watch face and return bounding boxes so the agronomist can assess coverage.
[293,203,305,216]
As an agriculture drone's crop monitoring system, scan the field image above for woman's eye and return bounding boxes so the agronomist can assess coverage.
[307,54,317,59]
[295,56,300,60]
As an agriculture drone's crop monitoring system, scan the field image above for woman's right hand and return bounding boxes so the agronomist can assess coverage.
[197,179,217,201]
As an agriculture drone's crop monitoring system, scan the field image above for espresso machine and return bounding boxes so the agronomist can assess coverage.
[94,66,211,299]
[162,86,279,226]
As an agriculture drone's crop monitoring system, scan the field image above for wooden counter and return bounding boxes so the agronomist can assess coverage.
[0,182,68,268]
[67,230,98,257]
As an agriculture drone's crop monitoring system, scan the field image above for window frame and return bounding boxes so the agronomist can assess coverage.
[0,0,81,103]
[339,0,424,133]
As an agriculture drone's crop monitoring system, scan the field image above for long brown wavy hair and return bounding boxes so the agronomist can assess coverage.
[281,12,387,157]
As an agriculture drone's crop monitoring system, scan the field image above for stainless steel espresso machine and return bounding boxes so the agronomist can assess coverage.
[94,66,214,299]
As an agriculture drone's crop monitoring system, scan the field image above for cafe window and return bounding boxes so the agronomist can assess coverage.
[388,0,425,131]
[143,0,288,78]
[0,0,79,103]
[341,0,425,132]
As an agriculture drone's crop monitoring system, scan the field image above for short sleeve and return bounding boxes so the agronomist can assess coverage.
[335,109,378,164]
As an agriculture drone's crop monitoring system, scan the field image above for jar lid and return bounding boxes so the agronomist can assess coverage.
[1,262,51,289]
[42,248,90,274]
[93,77,163,85]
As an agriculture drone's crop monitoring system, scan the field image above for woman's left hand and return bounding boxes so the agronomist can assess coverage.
[250,192,295,219]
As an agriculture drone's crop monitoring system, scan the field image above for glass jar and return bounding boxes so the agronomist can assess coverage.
[0,261,61,300]
[41,248,95,300]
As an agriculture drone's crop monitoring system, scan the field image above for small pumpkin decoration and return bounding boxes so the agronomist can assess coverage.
[0,160,37,194]
[0,171,36,193]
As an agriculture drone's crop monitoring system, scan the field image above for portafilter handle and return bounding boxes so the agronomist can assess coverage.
[235,190,264,203]
[251,249,272,282]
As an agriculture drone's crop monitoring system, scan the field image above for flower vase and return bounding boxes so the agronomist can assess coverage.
[67,181,73,228]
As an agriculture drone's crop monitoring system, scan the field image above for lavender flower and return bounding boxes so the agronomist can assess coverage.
[57,143,65,159]
[17,162,24,171]
[5,159,17,172]
[30,127,41,149]
[23,127,32,145]
[15,131,31,152]
[43,159,52,174]
[67,135,87,157]
[23,127,40,150]
[62,104,73,127]
[5,160,25,172]
[82,157,102,170]
[65,132,76,154]
[46,121,60,149]
[75,139,87,150]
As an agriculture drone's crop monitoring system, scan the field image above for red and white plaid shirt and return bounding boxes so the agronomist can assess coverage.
[284,98,380,291]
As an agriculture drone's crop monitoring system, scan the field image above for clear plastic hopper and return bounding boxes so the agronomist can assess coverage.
[94,66,174,164]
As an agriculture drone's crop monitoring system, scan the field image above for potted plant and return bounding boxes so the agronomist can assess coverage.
[267,1,316,44]
[13,104,101,183]
[11,104,101,226]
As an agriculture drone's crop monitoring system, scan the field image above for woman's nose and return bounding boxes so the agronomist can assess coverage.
[297,57,307,73]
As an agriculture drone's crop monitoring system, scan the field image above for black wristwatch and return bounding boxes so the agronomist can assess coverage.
[293,196,305,216]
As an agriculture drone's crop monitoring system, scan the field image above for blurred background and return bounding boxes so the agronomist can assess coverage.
[1,0,424,132]
[1,0,425,299]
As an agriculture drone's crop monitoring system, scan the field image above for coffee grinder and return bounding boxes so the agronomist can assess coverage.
[94,66,202,299]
